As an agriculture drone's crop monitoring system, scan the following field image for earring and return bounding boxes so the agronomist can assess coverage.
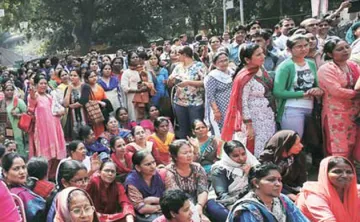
[255,185,259,189]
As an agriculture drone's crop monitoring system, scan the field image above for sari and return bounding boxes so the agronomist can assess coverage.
[148,132,175,165]
[296,156,360,222]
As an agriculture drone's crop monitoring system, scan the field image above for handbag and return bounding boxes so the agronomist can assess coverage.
[85,100,104,124]
[18,112,35,133]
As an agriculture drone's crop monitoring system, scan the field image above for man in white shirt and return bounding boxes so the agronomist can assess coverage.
[274,18,295,51]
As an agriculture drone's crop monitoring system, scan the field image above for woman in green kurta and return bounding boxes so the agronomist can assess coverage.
[0,79,27,156]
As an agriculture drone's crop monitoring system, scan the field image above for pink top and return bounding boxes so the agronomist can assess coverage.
[0,181,21,222]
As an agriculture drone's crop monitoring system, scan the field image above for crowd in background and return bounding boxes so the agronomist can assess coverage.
[1,1,360,222]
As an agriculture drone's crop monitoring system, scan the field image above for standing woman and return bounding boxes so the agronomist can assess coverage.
[208,36,222,63]
[222,44,276,157]
[28,74,66,179]
[121,51,149,121]
[98,63,123,113]
[204,52,233,136]
[51,69,69,128]
[0,79,27,156]
[148,53,169,107]
[84,70,109,138]
[304,32,323,68]
[112,57,124,81]
[318,37,360,157]
[63,68,91,141]
[273,34,323,139]
[168,46,208,139]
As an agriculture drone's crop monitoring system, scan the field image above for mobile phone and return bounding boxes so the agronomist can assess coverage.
[175,78,183,85]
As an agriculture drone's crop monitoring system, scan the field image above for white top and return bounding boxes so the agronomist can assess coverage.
[273,34,289,51]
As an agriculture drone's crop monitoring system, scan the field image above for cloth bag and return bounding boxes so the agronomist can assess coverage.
[85,100,104,124]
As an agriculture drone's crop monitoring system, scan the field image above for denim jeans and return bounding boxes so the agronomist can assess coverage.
[205,199,229,222]
[280,106,312,138]
[173,104,204,139]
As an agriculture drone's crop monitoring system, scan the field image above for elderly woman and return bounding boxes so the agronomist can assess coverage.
[99,116,133,144]
[297,156,360,221]
[227,164,309,221]
[318,37,360,158]
[204,52,233,136]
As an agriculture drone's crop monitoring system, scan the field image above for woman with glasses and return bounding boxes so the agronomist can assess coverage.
[86,161,135,222]
[273,34,322,139]
[124,150,165,222]
[54,187,99,222]
[318,38,360,158]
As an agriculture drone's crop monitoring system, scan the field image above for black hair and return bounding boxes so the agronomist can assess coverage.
[101,63,112,73]
[90,49,98,53]
[169,139,190,163]
[160,189,190,219]
[78,125,92,140]
[138,51,148,60]
[191,119,207,131]
[132,150,152,166]
[234,43,261,78]
[102,55,112,62]
[27,156,48,180]
[66,140,83,156]
[51,57,60,66]
[0,144,5,159]
[87,57,99,68]
[111,57,124,67]
[2,153,26,172]
[70,68,82,77]
[250,30,271,41]
[57,159,87,190]
[131,125,144,137]
[247,20,261,31]
[323,37,343,61]
[223,140,246,156]
[279,17,294,27]
[286,34,309,49]
[57,69,68,79]
[328,156,353,172]
[127,51,138,66]
[172,38,180,44]
[248,163,280,189]
[212,51,229,64]
[195,34,203,42]
[232,25,247,36]
[115,107,128,122]
[99,160,116,171]
[178,46,193,58]
[83,69,96,82]
[154,117,169,131]
[156,46,164,53]
[33,74,47,85]
[110,136,124,149]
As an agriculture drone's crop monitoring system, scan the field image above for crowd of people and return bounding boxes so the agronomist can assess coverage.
[1,1,360,221]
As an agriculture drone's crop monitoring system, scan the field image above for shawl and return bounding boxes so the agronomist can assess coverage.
[111,153,132,174]
[221,66,259,141]
[127,141,153,153]
[148,133,174,153]
[98,77,119,91]
[297,156,360,222]
[31,178,55,199]
[54,187,99,222]
[206,68,233,84]
[85,141,110,155]
[86,174,119,214]
[346,21,360,45]
[212,147,259,194]
[124,170,165,198]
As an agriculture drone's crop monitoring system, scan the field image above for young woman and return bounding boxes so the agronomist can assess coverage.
[124,150,165,221]
[148,53,170,107]
[304,32,323,68]
[273,34,323,139]
[98,63,124,112]
[138,105,174,137]
[211,140,259,209]
[259,130,306,201]
[115,107,135,130]
[28,74,66,180]
[227,164,308,221]
[110,136,132,182]
[148,117,175,165]
[111,57,124,80]
[318,37,360,158]
[125,125,162,165]
[86,161,135,221]
[222,44,276,157]
[188,119,222,175]
[2,153,46,221]
[297,156,360,221]
[204,52,233,136]
[54,187,99,222]
[0,79,27,156]
[51,69,69,128]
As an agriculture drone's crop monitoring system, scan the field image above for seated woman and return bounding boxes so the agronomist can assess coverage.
[138,105,174,137]
[86,161,135,221]
[125,125,162,165]
[54,187,99,222]
[110,136,132,183]
[2,153,46,221]
[188,119,222,175]
[148,117,175,165]
[26,156,55,199]
[124,150,165,221]
[47,159,89,222]
[211,140,259,210]
[115,107,135,130]
[79,125,110,158]
[165,140,212,222]
[259,130,306,201]
[296,156,360,222]
[154,189,194,222]
[228,164,308,222]
[0,180,21,222]
[55,140,101,183]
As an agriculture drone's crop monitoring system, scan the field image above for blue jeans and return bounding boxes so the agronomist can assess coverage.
[173,104,204,139]
[280,106,312,138]
[206,199,229,222]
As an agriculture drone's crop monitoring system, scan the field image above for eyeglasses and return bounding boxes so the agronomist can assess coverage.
[70,177,89,185]
[70,206,95,217]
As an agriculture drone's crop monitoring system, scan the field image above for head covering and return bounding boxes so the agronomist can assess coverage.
[124,170,165,198]
[259,130,298,164]
[346,21,360,44]
[54,187,99,222]
[298,156,360,222]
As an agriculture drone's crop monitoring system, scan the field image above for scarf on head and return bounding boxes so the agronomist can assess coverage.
[298,156,360,222]
[124,170,165,198]
[221,66,259,141]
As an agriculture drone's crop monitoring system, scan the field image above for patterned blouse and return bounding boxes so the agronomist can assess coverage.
[165,162,208,203]
[170,62,208,107]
